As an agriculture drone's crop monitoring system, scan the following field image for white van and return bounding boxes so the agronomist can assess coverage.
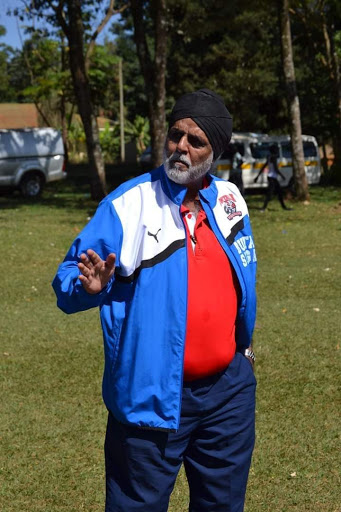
[213,132,321,191]
[0,128,66,197]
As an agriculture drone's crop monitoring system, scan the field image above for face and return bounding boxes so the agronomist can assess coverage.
[164,118,213,185]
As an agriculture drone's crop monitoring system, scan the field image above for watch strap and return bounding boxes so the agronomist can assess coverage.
[244,348,256,362]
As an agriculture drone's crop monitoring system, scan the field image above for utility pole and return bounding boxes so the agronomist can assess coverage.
[118,58,125,163]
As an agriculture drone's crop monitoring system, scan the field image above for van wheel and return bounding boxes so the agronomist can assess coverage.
[20,174,43,198]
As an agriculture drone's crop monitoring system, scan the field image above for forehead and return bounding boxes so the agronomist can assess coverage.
[169,118,209,142]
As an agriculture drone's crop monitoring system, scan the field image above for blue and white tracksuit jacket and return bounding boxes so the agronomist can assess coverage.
[52,166,257,432]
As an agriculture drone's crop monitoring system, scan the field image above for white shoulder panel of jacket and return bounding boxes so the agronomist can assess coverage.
[112,179,185,278]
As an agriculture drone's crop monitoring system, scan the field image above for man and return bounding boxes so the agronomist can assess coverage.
[53,89,257,512]
[254,143,292,211]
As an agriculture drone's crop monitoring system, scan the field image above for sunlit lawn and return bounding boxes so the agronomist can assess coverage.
[1,182,340,511]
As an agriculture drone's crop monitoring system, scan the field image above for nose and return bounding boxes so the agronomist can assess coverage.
[176,134,189,153]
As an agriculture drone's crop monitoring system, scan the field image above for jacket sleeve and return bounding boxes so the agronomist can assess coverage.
[52,198,123,314]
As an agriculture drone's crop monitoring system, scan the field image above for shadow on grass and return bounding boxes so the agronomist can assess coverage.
[0,163,143,213]
[0,185,97,216]
[1,162,338,214]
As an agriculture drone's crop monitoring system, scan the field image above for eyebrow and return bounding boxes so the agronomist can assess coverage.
[168,128,207,145]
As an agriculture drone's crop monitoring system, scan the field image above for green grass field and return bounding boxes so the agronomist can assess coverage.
[1,182,340,512]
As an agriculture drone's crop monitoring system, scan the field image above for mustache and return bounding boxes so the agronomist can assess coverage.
[168,151,191,167]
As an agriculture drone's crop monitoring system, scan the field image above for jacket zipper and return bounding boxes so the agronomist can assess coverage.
[199,192,247,318]
[177,206,188,430]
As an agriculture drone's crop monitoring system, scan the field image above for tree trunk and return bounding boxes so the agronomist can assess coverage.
[321,142,328,175]
[60,37,69,165]
[60,93,69,165]
[34,101,52,127]
[66,0,107,200]
[131,0,167,168]
[151,0,167,167]
[279,0,309,201]
[321,14,341,182]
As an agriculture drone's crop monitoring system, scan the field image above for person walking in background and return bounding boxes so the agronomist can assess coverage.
[229,143,245,196]
[52,89,257,512]
[254,143,292,211]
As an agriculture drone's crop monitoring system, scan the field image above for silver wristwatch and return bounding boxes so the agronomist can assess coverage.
[244,348,256,362]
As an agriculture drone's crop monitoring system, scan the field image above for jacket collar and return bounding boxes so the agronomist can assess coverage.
[199,174,219,206]
[159,164,218,207]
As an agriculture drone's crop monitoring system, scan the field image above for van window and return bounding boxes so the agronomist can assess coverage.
[303,141,317,157]
[221,142,245,159]
[281,141,318,158]
[250,142,271,159]
[234,143,245,156]
[220,147,233,159]
[281,143,292,158]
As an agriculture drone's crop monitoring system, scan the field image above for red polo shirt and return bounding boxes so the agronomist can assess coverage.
[181,204,239,381]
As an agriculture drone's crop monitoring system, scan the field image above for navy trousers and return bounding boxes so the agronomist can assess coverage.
[105,352,256,512]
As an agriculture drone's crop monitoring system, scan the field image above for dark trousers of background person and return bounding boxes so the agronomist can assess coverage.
[263,176,287,210]
[229,169,245,196]
[105,352,256,512]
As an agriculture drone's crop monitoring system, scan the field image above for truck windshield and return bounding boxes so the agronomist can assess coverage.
[281,143,292,158]
[220,142,245,159]
[281,141,317,158]
[303,141,317,157]
[250,142,271,159]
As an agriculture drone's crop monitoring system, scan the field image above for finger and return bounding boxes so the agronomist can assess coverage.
[80,253,89,263]
[87,249,103,266]
[78,262,92,277]
[105,253,116,269]
[80,253,93,269]
[78,274,90,286]
[103,253,116,277]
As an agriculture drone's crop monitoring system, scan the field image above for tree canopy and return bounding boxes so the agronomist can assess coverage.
[2,0,341,186]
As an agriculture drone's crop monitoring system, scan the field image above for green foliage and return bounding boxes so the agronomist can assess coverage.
[98,116,150,163]
[21,38,69,100]
[125,115,150,154]
[12,1,117,43]
[67,121,87,162]
[99,122,120,163]
[287,1,340,142]
[112,0,341,147]
[335,31,341,58]
[5,49,31,102]
[88,43,121,119]
[165,0,285,131]
[0,25,17,102]
[4,0,341,166]
[109,19,149,121]
[67,115,149,163]
[113,0,288,131]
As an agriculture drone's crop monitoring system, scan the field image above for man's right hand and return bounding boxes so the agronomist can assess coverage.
[78,249,116,294]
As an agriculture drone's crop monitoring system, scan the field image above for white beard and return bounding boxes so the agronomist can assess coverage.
[164,149,214,185]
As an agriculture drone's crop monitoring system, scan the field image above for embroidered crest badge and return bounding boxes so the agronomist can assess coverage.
[219,194,242,220]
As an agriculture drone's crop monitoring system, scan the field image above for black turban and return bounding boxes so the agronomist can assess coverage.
[168,88,232,160]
